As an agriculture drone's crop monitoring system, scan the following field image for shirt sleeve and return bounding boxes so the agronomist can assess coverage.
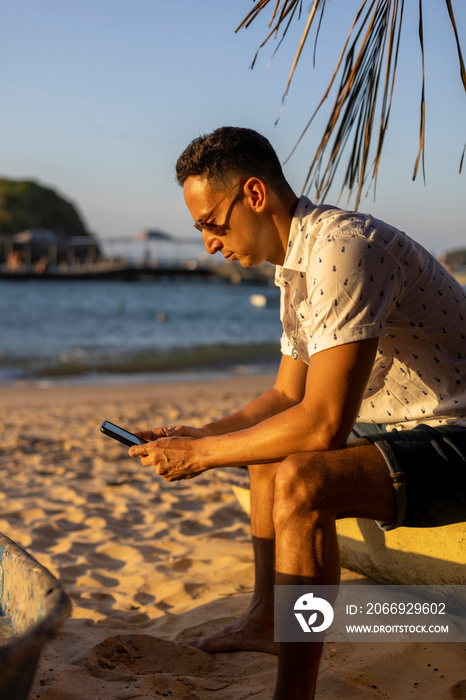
[301,232,405,358]
[278,278,296,357]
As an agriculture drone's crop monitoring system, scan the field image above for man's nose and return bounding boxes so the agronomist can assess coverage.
[202,230,223,255]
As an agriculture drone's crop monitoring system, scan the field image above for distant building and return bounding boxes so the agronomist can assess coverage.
[133,229,173,241]
[0,228,99,269]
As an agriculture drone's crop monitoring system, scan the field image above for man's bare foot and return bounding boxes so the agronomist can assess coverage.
[188,615,278,655]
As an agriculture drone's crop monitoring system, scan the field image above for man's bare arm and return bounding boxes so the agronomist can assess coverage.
[135,354,308,442]
[130,338,378,478]
[200,354,309,435]
[203,337,378,464]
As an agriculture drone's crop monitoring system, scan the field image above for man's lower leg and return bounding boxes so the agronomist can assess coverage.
[189,463,279,654]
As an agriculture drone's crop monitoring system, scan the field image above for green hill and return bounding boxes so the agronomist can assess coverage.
[0,178,93,239]
[445,248,466,268]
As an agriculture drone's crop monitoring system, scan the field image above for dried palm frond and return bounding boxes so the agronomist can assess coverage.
[236,0,466,208]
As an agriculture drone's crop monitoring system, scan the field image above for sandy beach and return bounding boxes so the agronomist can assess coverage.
[0,374,465,700]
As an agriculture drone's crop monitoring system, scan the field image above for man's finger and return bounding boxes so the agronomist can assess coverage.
[129,445,147,457]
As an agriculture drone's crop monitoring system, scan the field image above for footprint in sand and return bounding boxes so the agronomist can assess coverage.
[86,633,276,698]
[87,634,212,678]
[86,634,230,697]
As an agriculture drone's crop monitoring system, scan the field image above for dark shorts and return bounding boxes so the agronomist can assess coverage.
[349,423,466,531]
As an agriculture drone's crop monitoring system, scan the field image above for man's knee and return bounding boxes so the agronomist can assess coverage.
[248,461,280,486]
[272,453,330,527]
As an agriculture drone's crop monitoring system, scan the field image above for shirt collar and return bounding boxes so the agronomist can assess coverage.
[279,196,317,274]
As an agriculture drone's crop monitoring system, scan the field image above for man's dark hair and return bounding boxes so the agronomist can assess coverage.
[176,126,292,196]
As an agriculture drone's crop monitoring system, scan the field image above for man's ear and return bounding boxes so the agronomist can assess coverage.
[244,177,266,212]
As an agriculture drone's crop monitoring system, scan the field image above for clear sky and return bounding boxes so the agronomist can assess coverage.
[1,0,465,256]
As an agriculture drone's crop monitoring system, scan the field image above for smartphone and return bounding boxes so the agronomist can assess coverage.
[100,421,148,447]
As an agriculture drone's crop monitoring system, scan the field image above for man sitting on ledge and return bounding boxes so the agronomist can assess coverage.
[130,126,466,700]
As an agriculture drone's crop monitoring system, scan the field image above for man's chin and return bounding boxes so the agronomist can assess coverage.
[237,257,255,269]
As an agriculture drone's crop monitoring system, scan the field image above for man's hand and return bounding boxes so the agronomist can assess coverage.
[134,424,210,442]
[129,435,210,481]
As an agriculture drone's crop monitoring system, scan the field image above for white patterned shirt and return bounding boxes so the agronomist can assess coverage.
[275,196,466,430]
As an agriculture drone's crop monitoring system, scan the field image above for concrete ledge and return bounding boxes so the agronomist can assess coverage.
[336,517,466,585]
[232,486,466,603]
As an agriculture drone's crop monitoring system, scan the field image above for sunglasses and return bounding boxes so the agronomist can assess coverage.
[193,179,247,233]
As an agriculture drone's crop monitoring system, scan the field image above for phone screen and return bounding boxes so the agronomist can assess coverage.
[100,421,147,447]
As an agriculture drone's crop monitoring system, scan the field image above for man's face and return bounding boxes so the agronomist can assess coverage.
[183,176,271,268]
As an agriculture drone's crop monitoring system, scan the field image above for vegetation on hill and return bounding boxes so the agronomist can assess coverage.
[0,178,93,239]
[445,248,466,268]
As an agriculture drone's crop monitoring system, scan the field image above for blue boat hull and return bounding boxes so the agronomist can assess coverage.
[0,532,71,700]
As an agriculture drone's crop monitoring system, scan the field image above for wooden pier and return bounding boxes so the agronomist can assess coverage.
[0,258,276,285]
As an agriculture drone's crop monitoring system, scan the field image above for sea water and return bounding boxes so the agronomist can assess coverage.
[0,278,282,384]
